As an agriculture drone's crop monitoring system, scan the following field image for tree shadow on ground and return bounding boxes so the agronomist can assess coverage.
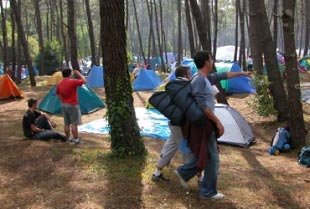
[239,148,303,208]
[98,153,146,209]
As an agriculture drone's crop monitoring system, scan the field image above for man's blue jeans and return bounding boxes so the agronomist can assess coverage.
[32,116,67,141]
[176,133,219,197]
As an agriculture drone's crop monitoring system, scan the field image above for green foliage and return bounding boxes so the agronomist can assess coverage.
[106,77,146,158]
[28,36,40,60]
[248,73,278,117]
[35,40,62,75]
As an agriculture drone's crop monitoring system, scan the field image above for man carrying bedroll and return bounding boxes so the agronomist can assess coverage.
[174,51,225,199]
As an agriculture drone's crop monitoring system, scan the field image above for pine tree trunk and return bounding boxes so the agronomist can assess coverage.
[282,0,306,148]
[11,0,36,86]
[85,0,97,66]
[185,0,195,57]
[67,0,79,71]
[0,0,8,74]
[100,0,145,156]
[249,0,289,122]
[59,0,69,66]
[132,0,146,64]
[303,0,310,56]
[33,0,45,75]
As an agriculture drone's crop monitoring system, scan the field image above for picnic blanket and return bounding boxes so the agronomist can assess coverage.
[78,107,170,139]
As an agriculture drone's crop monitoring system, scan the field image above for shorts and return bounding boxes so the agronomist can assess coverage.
[61,103,82,125]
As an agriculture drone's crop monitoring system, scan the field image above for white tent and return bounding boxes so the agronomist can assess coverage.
[216,45,238,62]
[215,104,255,147]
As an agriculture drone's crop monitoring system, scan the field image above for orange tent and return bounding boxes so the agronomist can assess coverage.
[0,74,23,100]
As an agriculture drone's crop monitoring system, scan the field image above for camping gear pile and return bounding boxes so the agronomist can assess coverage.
[298,146,310,167]
[269,127,291,155]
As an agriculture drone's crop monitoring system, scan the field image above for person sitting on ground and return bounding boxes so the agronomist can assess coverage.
[22,98,68,142]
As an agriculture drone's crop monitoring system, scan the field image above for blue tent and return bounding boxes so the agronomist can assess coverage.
[86,65,104,88]
[228,63,256,94]
[169,59,255,93]
[25,67,39,76]
[133,70,162,91]
[169,59,198,80]
[38,85,105,114]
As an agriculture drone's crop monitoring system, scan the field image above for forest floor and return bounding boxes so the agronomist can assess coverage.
[0,74,309,209]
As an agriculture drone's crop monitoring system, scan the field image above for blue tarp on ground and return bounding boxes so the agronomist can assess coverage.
[86,65,104,88]
[79,107,170,139]
[132,69,162,91]
[38,85,105,114]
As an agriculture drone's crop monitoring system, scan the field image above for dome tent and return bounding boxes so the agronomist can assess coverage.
[38,85,105,114]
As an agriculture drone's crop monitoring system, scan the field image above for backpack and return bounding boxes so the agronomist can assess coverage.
[298,146,310,168]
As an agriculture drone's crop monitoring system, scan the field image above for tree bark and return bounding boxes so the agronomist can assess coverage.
[59,0,69,66]
[100,0,145,156]
[189,0,211,51]
[0,0,8,74]
[212,0,218,60]
[282,0,306,147]
[10,0,36,86]
[67,0,79,71]
[33,0,45,75]
[185,0,195,57]
[249,0,289,122]
[177,0,182,65]
[132,0,146,64]
[234,0,239,62]
[10,8,16,79]
[85,0,97,66]
[303,0,310,56]
[153,0,165,72]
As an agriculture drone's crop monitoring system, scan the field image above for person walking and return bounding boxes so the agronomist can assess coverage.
[22,98,68,142]
[152,65,192,181]
[152,66,252,182]
[174,51,225,199]
[56,67,86,144]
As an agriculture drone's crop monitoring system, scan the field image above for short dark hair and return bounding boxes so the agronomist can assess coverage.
[62,67,72,77]
[175,65,190,78]
[193,51,213,69]
[28,98,38,108]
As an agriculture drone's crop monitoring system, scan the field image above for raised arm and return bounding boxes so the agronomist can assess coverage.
[226,71,253,79]
[73,70,86,83]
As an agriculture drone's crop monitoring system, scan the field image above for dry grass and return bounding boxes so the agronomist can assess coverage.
[0,75,309,209]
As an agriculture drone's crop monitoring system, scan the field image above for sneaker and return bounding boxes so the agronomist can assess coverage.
[151,174,169,182]
[197,179,202,186]
[174,170,189,188]
[71,138,84,144]
[200,193,224,199]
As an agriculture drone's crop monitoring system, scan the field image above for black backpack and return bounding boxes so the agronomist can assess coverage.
[298,146,310,168]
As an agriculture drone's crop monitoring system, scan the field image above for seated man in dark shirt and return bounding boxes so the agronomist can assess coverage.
[22,98,68,142]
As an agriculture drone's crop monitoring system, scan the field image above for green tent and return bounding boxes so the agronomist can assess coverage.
[215,62,233,90]
[298,55,310,72]
[38,85,105,114]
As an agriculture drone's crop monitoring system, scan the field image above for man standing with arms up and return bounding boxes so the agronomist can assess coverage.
[174,51,225,199]
[56,68,86,144]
